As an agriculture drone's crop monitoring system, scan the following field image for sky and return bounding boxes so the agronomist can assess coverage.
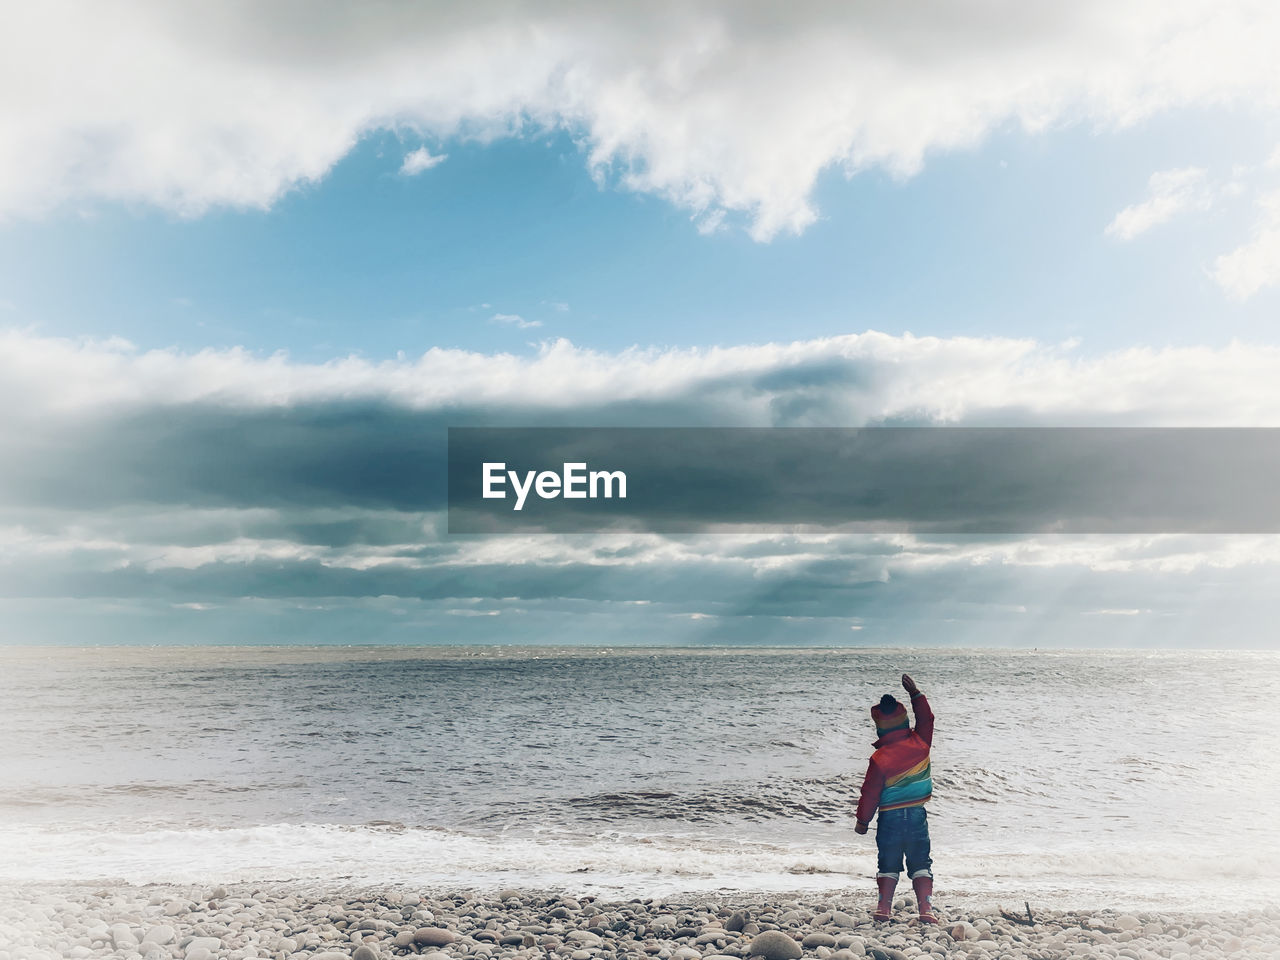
[3,0,1280,647]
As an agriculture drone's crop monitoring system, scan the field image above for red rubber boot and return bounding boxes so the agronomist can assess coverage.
[912,875,938,924]
[873,876,897,921]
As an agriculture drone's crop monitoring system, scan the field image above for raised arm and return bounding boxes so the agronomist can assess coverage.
[902,673,934,747]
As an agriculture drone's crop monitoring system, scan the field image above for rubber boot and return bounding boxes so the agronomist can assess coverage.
[912,875,937,924]
[873,876,896,921]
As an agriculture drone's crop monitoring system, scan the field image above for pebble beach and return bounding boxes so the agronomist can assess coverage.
[3,885,1277,960]
[5,651,1279,958]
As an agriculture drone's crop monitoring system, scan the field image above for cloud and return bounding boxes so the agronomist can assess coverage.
[491,312,542,329]
[399,147,447,175]
[1212,188,1280,299]
[1105,167,1211,241]
[4,2,1280,239]
[5,328,1280,645]
[5,529,1280,646]
[6,329,1280,426]
[1103,157,1280,298]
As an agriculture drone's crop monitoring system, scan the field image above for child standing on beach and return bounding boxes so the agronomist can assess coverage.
[854,673,936,924]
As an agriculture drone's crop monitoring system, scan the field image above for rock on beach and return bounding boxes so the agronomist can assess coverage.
[748,930,803,960]
[413,927,460,946]
[2,882,1279,960]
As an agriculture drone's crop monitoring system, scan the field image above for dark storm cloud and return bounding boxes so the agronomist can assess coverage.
[1,372,854,514]
[19,405,1277,535]
[2,403,452,512]
[4,332,1280,646]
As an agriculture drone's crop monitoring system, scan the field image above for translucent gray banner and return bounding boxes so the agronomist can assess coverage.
[447,427,1280,533]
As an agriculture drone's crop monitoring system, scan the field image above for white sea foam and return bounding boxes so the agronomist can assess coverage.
[1,821,1274,911]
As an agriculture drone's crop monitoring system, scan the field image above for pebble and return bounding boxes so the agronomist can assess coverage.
[414,927,461,946]
[0,884,1276,960]
[747,930,802,960]
[143,925,176,945]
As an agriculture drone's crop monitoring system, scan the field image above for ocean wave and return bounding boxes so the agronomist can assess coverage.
[509,766,1053,827]
[0,821,1275,910]
[553,773,865,825]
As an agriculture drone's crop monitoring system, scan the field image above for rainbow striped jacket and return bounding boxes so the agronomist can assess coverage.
[855,692,934,825]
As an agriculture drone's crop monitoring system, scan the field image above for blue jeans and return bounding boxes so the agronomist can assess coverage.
[875,805,932,880]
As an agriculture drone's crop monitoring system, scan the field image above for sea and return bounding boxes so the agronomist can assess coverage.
[1,646,1277,911]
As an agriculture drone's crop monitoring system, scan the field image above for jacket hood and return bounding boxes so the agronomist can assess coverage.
[872,727,913,748]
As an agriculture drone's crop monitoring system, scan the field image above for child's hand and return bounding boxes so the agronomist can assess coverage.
[855,822,868,835]
[901,673,920,695]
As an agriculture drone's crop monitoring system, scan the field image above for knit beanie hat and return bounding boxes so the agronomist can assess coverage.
[871,693,909,735]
